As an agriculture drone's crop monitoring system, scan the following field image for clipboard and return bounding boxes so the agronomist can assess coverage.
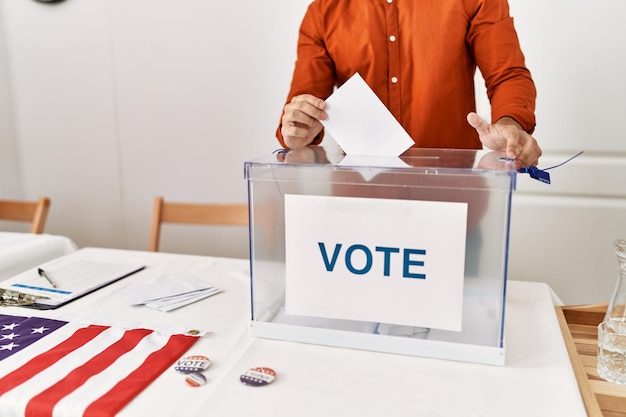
[0,255,145,309]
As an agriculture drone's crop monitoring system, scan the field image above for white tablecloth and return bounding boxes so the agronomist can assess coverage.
[0,248,587,417]
[0,232,77,280]
[198,281,587,417]
[0,248,252,417]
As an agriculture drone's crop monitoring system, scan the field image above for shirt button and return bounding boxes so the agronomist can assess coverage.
[387,0,393,3]
[389,35,396,42]
[391,77,398,83]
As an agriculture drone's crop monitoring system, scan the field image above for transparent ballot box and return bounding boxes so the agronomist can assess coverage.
[244,147,517,365]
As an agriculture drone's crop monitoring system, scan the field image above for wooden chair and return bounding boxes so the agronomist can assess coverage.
[0,197,51,234]
[148,196,248,252]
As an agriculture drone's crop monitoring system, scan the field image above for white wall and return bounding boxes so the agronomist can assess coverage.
[0,6,21,197]
[0,0,309,257]
[505,0,626,304]
[1,0,625,303]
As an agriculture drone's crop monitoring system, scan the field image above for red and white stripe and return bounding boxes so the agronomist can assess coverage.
[0,322,197,417]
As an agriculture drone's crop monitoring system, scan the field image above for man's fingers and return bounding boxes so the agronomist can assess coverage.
[505,134,521,160]
[468,112,505,151]
[281,119,321,141]
[466,112,490,136]
[290,94,326,107]
[289,95,327,121]
[467,112,542,168]
[514,136,542,167]
[280,94,327,149]
[282,107,316,129]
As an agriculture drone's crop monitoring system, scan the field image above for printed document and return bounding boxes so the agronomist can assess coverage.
[0,255,145,309]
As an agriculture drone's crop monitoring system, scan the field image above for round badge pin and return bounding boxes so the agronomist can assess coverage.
[175,355,211,375]
[185,372,207,387]
[240,367,276,387]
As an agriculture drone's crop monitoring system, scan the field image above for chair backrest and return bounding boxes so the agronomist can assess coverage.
[0,197,51,234]
[148,196,248,252]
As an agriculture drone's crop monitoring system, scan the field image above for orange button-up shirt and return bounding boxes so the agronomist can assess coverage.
[277,0,536,150]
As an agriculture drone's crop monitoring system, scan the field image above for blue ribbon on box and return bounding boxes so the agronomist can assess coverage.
[518,151,584,184]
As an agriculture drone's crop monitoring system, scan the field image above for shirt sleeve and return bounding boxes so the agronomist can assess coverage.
[276,2,337,147]
[466,0,537,133]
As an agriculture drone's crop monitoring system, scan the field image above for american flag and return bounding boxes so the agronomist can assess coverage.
[0,313,199,417]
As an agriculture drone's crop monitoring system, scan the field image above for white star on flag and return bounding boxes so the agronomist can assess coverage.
[0,315,64,362]
[31,327,49,334]
[0,342,18,351]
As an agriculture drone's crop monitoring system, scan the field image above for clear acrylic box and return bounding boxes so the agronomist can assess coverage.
[244,147,517,365]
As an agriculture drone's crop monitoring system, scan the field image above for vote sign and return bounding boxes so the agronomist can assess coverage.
[284,194,467,331]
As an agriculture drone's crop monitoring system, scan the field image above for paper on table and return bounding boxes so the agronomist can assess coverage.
[321,72,414,156]
[144,288,222,312]
[0,256,145,309]
[117,275,222,312]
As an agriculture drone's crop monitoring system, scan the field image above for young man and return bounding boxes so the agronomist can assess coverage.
[277,0,541,167]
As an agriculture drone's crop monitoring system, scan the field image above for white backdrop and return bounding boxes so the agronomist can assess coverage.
[1,0,625,303]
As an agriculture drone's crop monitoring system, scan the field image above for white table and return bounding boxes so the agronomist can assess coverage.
[0,232,77,281]
[0,247,252,417]
[0,248,587,417]
[198,281,587,417]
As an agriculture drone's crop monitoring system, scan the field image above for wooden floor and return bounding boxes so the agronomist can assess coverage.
[557,304,626,417]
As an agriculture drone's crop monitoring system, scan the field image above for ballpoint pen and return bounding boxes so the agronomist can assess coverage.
[37,268,58,288]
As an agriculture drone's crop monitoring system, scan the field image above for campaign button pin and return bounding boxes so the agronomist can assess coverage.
[185,372,207,387]
[175,355,211,374]
[240,367,276,387]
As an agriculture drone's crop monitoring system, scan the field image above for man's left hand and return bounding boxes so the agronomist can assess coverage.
[467,112,542,168]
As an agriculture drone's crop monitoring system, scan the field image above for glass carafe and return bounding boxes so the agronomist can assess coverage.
[604,239,626,328]
[598,239,626,384]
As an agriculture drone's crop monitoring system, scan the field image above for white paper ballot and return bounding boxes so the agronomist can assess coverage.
[321,72,414,156]
[117,275,222,312]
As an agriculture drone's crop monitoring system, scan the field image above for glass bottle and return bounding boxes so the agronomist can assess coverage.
[604,239,626,330]
[597,239,626,384]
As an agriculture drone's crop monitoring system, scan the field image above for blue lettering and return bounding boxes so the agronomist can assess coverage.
[345,244,372,275]
[318,242,426,279]
[375,246,400,276]
[403,249,426,279]
[318,242,342,271]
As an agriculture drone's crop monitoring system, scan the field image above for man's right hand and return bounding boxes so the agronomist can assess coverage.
[280,94,327,149]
